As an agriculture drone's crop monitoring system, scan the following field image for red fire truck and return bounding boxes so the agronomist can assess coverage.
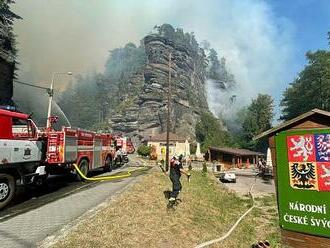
[0,109,118,209]
[113,134,135,154]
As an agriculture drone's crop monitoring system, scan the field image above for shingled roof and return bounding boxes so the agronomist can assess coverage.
[149,132,186,142]
[209,147,264,156]
[254,109,330,140]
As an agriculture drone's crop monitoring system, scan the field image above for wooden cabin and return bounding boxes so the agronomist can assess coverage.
[206,147,263,169]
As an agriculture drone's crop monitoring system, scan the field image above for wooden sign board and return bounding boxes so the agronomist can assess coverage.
[256,109,330,247]
[275,130,330,238]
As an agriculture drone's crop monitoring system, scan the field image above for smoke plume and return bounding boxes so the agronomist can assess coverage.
[12,0,296,119]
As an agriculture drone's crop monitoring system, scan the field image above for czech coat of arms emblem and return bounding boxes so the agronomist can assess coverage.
[287,134,330,191]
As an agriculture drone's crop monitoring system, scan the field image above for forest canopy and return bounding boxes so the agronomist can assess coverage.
[281,33,330,120]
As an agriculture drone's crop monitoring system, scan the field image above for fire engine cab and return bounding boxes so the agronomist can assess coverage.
[0,109,116,209]
[0,109,43,209]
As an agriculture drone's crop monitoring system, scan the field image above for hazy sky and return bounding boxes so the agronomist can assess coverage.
[12,0,330,111]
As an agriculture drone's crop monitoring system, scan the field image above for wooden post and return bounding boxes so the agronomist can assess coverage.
[165,52,172,172]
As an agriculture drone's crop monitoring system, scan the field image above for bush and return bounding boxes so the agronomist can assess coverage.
[202,162,207,174]
[196,112,232,153]
[190,143,197,155]
[137,144,151,157]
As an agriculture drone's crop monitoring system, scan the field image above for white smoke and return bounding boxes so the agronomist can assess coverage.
[12,0,296,112]
[206,79,238,119]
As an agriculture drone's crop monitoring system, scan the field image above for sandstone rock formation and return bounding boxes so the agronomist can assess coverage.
[110,33,210,141]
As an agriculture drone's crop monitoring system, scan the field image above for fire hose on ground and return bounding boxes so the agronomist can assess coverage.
[159,163,270,247]
[195,176,268,248]
[73,163,148,181]
[75,162,267,247]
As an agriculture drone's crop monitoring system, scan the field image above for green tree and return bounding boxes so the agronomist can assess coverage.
[208,48,221,80]
[202,162,207,174]
[57,73,107,129]
[155,23,176,40]
[196,112,232,152]
[104,42,146,83]
[137,144,151,157]
[240,94,274,152]
[281,47,330,120]
[0,0,21,105]
[0,0,20,53]
[58,42,146,129]
[155,24,200,54]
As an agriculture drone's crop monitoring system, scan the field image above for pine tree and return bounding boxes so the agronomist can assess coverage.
[0,0,21,105]
[239,94,274,152]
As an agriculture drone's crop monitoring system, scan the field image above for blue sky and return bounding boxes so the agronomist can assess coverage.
[270,0,330,72]
[267,0,330,116]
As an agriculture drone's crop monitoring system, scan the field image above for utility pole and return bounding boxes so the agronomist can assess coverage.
[165,52,172,172]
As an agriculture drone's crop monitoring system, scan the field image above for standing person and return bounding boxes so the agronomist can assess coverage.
[114,146,123,165]
[168,155,190,203]
[257,158,263,172]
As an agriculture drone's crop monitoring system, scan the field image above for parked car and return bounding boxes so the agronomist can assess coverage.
[219,172,236,183]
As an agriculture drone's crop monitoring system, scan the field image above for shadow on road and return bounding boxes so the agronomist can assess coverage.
[0,168,124,221]
[0,229,33,247]
[260,177,273,185]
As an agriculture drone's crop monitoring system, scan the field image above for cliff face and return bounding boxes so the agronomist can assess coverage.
[110,34,209,141]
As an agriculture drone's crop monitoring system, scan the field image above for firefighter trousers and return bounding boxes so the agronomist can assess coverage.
[170,175,182,199]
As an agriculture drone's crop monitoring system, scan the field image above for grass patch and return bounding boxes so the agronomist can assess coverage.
[52,169,281,248]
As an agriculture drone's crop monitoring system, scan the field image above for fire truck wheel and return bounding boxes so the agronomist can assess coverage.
[114,157,122,167]
[103,156,113,172]
[77,159,89,181]
[123,156,129,163]
[0,174,15,210]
